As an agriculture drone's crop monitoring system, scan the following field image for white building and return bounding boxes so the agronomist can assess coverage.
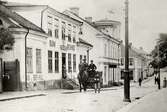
[64,8,122,86]
[120,45,150,82]
[2,3,92,90]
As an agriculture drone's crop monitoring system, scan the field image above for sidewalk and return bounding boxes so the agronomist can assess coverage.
[117,88,167,112]
[0,90,47,101]
[0,76,153,102]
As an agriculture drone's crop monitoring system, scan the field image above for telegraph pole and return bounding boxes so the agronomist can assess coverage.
[124,0,131,102]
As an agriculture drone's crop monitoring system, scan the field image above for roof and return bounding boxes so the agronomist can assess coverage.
[6,3,83,26]
[63,10,122,43]
[78,38,93,47]
[0,4,44,32]
[94,19,121,26]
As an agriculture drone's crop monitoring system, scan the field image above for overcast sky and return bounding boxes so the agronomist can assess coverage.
[6,0,167,53]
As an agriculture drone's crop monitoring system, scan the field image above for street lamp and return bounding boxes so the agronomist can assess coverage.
[157,43,160,89]
[123,0,131,102]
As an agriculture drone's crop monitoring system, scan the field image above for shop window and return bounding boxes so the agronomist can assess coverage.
[27,47,33,73]
[68,53,72,73]
[48,51,53,73]
[73,54,76,72]
[36,49,41,73]
[55,52,59,72]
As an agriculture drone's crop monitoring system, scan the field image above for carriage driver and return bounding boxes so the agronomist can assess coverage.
[88,60,97,77]
[79,59,89,75]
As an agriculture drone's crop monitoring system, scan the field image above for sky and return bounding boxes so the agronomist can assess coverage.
[6,0,167,53]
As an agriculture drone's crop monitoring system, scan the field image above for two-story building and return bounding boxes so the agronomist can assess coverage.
[4,3,93,90]
[64,8,122,86]
[120,45,149,82]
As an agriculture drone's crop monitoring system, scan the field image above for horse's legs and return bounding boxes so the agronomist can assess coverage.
[94,83,97,93]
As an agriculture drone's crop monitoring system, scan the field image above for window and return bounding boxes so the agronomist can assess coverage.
[68,53,72,72]
[129,58,134,66]
[73,25,76,43]
[55,52,59,72]
[120,58,124,65]
[0,19,3,25]
[104,66,107,82]
[47,16,53,37]
[48,51,52,73]
[80,55,82,62]
[54,19,59,38]
[27,48,33,73]
[68,24,71,42]
[36,49,41,73]
[84,55,86,62]
[61,22,66,40]
[73,54,76,72]
[48,29,52,37]
[104,44,107,57]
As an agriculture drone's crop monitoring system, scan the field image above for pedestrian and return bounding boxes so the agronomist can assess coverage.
[138,77,142,87]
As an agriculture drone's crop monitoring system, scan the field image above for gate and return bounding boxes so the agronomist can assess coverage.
[3,59,20,91]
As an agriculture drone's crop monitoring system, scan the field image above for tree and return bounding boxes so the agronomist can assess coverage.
[0,28,15,52]
[150,33,167,68]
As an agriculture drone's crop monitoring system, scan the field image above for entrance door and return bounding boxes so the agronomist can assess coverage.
[3,59,20,91]
[62,53,66,78]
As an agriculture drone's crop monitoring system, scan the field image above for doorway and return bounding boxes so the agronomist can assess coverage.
[62,53,66,78]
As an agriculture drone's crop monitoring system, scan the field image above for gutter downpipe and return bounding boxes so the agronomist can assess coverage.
[41,6,49,28]
[25,28,29,90]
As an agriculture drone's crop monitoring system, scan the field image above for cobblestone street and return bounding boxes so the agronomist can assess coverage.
[0,72,163,112]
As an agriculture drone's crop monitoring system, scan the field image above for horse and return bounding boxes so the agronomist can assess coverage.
[77,70,89,92]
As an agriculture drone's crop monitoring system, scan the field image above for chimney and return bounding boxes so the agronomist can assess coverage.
[85,17,92,23]
[139,47,143,50]
[69,7,79,16]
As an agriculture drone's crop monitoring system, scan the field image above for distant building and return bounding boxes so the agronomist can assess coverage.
[120,45,150,82]
[64,9,122,86]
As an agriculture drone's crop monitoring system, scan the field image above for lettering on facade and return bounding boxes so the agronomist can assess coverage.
[49,40,56,47]
[60,44,75,51]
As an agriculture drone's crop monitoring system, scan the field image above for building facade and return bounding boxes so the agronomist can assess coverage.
[120,45,150,82]
[2,4,92,90]
[64,9,122,86]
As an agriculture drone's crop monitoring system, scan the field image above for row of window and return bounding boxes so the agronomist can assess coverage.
[120,58,134,66]
[26,48,85,74]
[47,16,77,43]
[104,43,119,59]
[48,51,77,73]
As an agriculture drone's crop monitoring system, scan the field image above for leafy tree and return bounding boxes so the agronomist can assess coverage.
[0,28,15,52]
[150,33,167,68]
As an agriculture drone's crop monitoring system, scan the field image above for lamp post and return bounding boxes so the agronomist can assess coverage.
[157,43,160,89]
[123,0,131,102]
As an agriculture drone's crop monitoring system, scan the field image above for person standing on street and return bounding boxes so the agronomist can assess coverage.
[139,77,142,87]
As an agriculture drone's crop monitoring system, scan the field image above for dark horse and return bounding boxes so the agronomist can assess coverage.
[77,70,89,92]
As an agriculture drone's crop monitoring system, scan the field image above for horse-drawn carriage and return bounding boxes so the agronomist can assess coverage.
[77,70,102,93]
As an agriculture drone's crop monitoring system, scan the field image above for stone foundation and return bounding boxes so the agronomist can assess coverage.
[21,79,62,91]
